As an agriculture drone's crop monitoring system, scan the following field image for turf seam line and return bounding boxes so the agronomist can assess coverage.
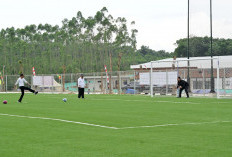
[0,113,119,130]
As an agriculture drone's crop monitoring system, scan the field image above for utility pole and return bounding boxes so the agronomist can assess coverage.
[210,0,215,93]
[187,0,190,88]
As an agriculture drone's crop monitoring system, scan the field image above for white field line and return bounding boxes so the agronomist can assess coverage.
[37,95,232,104]
[33,95,232,104]
[47,97,232,104]
[88,98,201,104]
[118,120,232,130]
[0,113,119,130]
[0,113,231,130]
[41,97,232,104]
[211,102,232,104]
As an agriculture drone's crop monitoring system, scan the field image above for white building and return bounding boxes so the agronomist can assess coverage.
[130,55,232,95]
[131,56,232,70]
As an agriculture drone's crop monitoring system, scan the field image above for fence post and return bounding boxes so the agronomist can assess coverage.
[150,62,153,97]
[52,74,54,94]
[71,73,73,85]
[119,71,122,95]
[105,74,107,94]
[183,70,185,80]
[5,75,7,93]
[217,57,220,99]
[134,71,136,94]
[166,69,168,95]
[203,69,205,96]
[31,75,33,91]
[223,68,226,96]
[93,73,96,94]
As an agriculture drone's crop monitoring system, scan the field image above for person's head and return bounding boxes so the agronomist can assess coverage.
[20,73,24,78]
[80,74,84,79]
[177,76,181,82]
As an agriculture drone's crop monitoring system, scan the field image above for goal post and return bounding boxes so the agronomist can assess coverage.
[148,57,231,99]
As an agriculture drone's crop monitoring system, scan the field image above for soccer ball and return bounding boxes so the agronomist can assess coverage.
[63,98,67,102]
[3,100,7,104]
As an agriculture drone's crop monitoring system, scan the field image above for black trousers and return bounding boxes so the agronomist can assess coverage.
[78,88,84,98]
[19,86,35,102]
[179,86,189,98]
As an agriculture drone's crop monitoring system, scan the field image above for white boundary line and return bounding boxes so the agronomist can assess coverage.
[118,121,232,129]
[26,96,231,104]
[88,98,201,104]
[0,113,231,130]
[40,97,231,104]
[211,102,232,104]
[0,113,119,130]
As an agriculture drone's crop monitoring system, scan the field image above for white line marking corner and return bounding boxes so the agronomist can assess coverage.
[0,113,231,130]
[0,113,119,130]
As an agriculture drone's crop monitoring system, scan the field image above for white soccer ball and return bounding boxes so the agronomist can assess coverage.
[63,98,67,102]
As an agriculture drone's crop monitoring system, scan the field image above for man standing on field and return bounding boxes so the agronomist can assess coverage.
[15,74,38,103]
[177,77,189,98]
[78,74,85,99]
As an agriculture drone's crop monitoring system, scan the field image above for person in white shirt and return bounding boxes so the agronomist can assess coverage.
[15,74,38,103]
[78,74,85,99]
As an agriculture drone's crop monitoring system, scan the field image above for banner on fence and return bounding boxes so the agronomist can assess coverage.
[33,76,55,86]
[139,72,177,85]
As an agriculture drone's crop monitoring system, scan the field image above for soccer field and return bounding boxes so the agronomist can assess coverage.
[0,94,232,157]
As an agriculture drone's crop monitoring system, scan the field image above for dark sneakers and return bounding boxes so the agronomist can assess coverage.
[35,91,38,95]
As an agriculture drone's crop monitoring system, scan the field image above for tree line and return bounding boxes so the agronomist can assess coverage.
[0,7,172,75]
[1,7,231,75]
[174,36,232,57]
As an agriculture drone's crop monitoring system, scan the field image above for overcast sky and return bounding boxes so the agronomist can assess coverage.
[0,0,231,52]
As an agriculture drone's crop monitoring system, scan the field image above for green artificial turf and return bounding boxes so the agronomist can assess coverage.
[0,93,232,157]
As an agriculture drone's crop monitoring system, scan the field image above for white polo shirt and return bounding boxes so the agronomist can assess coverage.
[15,78,28,87]
[78,77,85,88]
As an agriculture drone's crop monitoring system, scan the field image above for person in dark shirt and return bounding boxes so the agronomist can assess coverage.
[177,77,189,98]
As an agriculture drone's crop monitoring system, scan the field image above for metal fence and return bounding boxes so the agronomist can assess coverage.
[1,64,232,98]
[149,57,232,98]
[0,71,139,94]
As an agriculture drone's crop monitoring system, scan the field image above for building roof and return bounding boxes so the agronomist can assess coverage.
[130,56,232,69]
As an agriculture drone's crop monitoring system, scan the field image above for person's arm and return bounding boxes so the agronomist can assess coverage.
[177,81,181,88]
[15,78,19,86]
[14,78,19,89]
[181,80,188,88]
[78,78,81,88]
[24,79,31,86]
[179,81,184,89]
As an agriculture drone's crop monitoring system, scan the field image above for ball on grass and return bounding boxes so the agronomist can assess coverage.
[63,98,67,102]
[3,100,7,104]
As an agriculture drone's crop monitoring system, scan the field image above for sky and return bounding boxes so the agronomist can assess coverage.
[0,0,231,52]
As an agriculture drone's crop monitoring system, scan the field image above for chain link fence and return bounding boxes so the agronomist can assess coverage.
[1,64,232,98]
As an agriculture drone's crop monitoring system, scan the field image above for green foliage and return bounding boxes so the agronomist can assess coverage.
[138,46,173,60]
[174,36,232,57]
[0,7,172,75]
